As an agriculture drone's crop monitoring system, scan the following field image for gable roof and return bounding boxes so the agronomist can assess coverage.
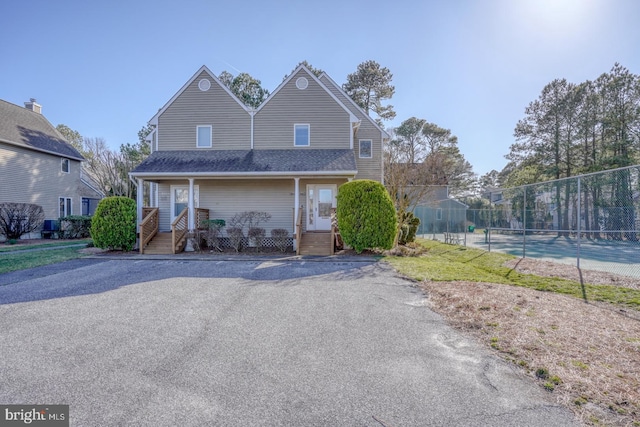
[318,72,391,140]
[149,65,250,126]
[0,99,84,160]
[254,65,359,122]
[131,149,357,177]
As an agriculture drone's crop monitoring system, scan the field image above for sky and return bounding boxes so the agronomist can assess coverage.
[2,0,639,176]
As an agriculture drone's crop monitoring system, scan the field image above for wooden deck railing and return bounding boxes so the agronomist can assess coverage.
[295,206,303,255]
[171,207,188,254]
[139,208,159,254]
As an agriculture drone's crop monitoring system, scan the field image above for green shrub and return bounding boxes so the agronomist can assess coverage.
[59,215,92,238]
[90,197,137,251]
[336,180,397,253]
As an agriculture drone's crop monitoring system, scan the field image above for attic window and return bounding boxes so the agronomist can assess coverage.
[198,79,211,91]
[295,77,308,90]
[61,158,70,173]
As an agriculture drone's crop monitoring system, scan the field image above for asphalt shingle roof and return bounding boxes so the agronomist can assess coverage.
[132,149,357,175]
[0,99,84,160]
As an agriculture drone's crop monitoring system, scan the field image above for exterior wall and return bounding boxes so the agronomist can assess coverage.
[0,142,83,222]
[320,75,383,182]
[157,71,251,150]
[157,179,296,233]
[254,70,351,150]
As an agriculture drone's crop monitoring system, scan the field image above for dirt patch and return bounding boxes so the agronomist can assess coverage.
[420,262,640,426]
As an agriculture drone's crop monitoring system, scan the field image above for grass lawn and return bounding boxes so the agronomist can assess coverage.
[0,245,88,274]
[386,239,640,309]
[0,239,90,253]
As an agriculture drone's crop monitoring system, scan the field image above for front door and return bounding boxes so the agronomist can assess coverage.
[170,185,199,222]
[307,185,336,231]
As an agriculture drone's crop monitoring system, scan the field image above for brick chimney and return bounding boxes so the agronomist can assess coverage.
[24,98,42,114]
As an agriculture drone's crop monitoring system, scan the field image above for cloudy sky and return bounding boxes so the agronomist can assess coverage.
[2,0,638,176]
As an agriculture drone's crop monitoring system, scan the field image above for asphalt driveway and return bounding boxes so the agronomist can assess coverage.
[0,257,578,426]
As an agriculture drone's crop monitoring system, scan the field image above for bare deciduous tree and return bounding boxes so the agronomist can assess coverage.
[0,203,45,240]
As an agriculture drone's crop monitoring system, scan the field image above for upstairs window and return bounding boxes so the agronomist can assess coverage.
[359,140,372,158]
[294,124,310,147]
[197,125,212,148]
[61,158,70,173]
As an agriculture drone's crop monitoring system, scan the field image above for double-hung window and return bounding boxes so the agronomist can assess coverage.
[197,125,212,148]
[294,124,310,147]
[359,140,372,158]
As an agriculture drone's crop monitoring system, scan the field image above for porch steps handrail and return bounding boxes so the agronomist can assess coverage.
[171,207,189,254]
[139,208,159,254]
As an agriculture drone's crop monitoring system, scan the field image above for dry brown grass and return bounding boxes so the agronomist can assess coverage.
[420,262,640,426]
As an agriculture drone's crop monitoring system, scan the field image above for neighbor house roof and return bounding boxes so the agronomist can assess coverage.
[0,99,84,161]
[131,149,357,177]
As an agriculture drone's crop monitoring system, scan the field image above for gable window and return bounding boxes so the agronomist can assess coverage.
[196,125,212,148]
[61,158,70,173]
[294,124,310,147]
[59,197,72,218]
[359,140,372,158]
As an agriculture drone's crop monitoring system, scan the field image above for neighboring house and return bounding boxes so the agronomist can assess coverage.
[414,186,468,234]
[0,98,94,239]
[130,64,389,254]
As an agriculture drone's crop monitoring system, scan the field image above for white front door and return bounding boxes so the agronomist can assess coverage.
[170,185,199,222]
[307,185,336,231]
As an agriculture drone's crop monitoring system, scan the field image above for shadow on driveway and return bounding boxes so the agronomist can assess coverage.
[0,257,377,305]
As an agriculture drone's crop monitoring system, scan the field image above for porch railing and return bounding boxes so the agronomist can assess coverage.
[295,206,303,255]
[195,208,210,229]
[171,207,188,254]
[139,208,159,254]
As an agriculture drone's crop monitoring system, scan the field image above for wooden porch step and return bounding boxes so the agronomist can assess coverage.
[299,232,332,256]
[143,232,175,255]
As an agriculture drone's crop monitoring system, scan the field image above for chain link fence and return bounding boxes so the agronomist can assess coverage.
[417,165,640,278]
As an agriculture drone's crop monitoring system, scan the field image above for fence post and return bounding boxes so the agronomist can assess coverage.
[523,187,527,258]
[577,176,581,269]
[488,191,492,252]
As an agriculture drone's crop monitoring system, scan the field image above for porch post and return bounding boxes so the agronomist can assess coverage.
[188,178,195,230]
[294,177,300,250]
[136,178,144,232]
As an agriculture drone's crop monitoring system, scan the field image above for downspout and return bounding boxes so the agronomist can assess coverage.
[250,109,255,149]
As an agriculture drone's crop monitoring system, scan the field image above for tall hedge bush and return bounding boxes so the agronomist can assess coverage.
[336,180,397,253]
[90,197,137,251]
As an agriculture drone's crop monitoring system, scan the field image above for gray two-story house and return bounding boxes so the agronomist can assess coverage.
[130,64,388,254]
[0,99,101,240]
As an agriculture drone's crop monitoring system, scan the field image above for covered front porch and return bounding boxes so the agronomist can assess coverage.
[134,177,349,255]
[130,149,357,255]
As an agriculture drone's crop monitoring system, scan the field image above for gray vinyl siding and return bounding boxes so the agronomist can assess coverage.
[157,71,251,150]
[0,142,83,222]
[254,70,351,150]
[157,180,295,233]
[320,75,384,182]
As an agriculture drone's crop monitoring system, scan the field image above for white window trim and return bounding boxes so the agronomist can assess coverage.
[59,197,72,218]
[61,158,70,173]
[359,139,373,158]
[294,124,310,147]
[196,125,212,148]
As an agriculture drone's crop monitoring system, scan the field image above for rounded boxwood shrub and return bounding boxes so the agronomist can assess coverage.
[336,180,397,253]
[90,197,137,251]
